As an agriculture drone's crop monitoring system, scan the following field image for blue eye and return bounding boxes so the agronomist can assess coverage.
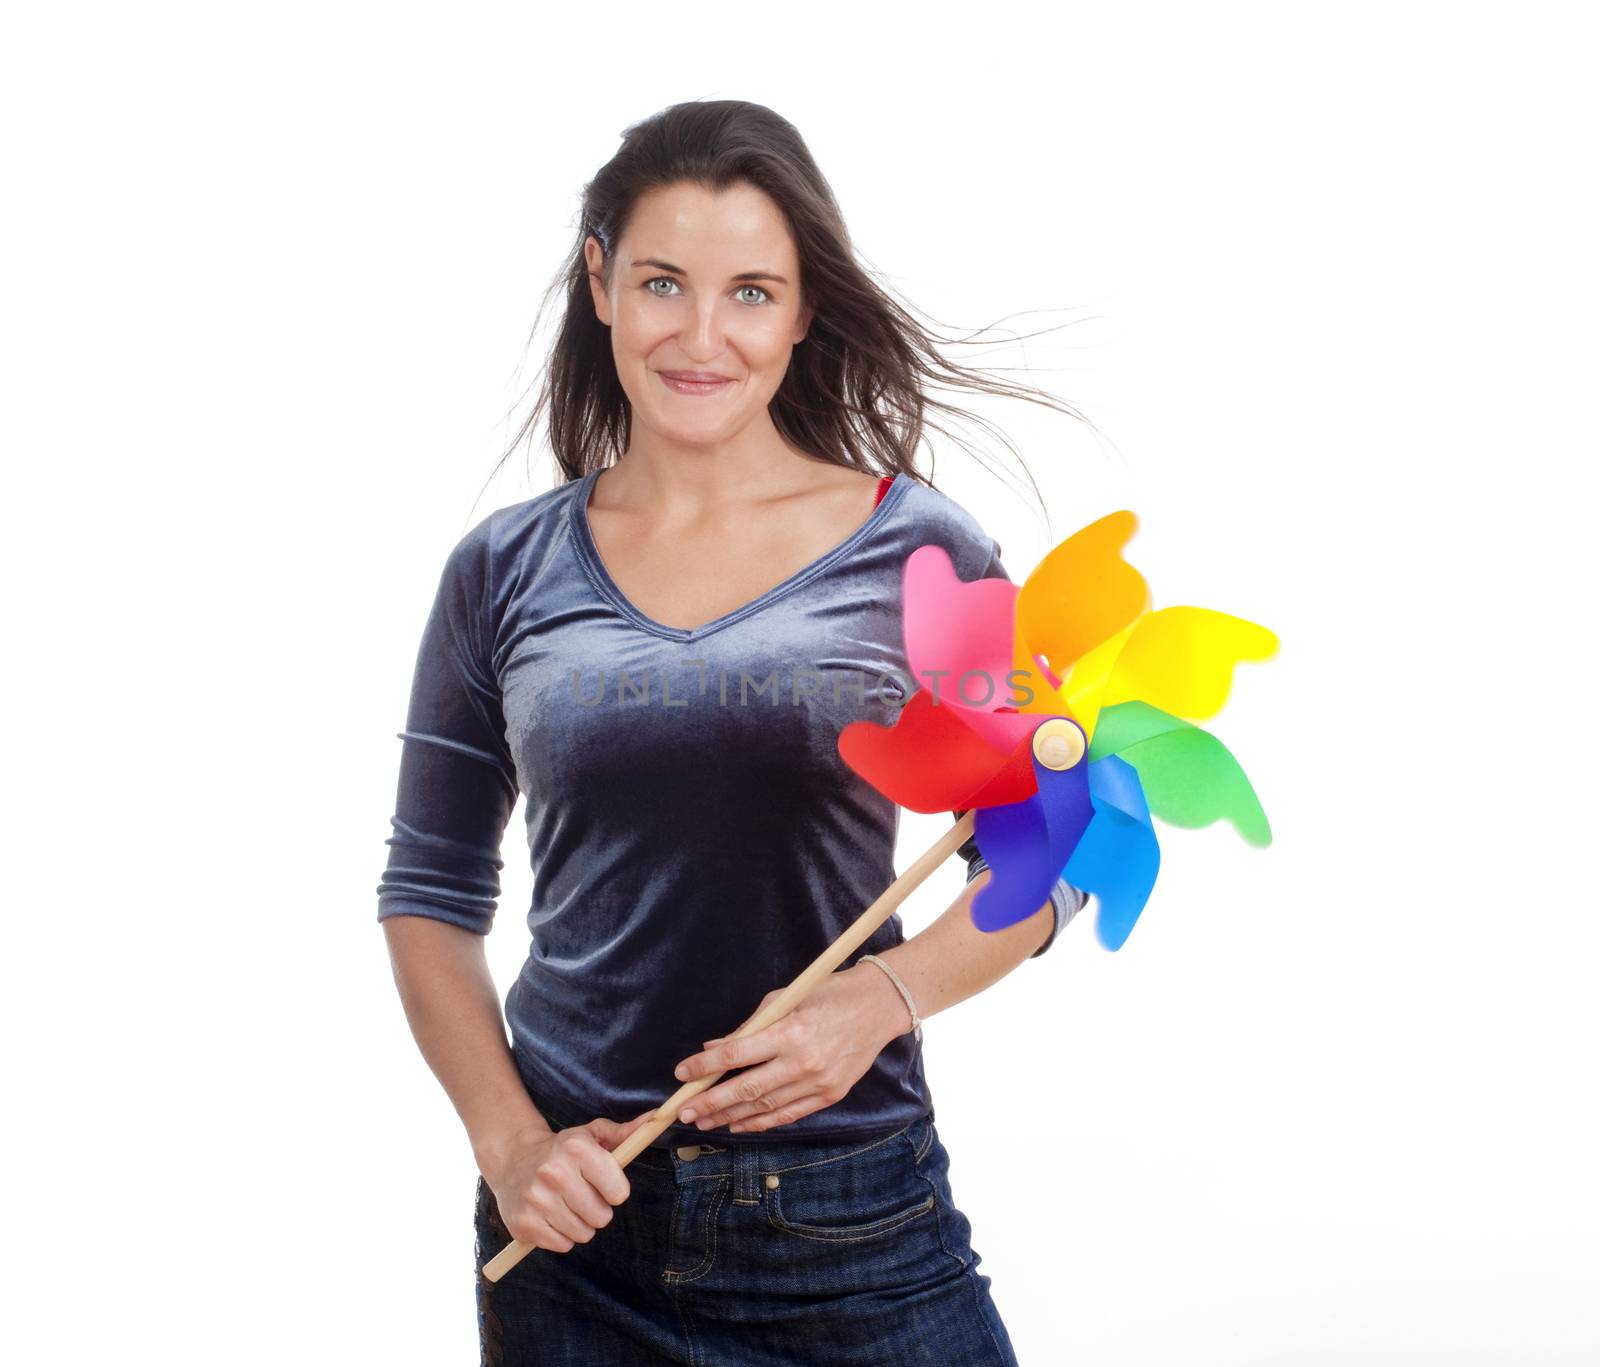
[642,277,772,305]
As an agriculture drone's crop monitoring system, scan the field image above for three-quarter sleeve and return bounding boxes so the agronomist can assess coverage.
[955,825,1087,957]
[952,535,1088,958]
[375,518,519,936]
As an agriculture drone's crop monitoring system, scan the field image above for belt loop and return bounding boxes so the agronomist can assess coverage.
[734,1133,759,1202]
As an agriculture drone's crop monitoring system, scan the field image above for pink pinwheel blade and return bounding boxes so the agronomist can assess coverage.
[904,545,1030,750]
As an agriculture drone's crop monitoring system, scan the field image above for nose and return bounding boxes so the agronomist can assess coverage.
[679,302,727,363]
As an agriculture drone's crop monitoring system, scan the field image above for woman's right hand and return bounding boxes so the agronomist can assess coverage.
[482,1110,657,1253]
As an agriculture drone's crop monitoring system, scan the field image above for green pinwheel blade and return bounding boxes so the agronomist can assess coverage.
[1086,698,1191,761]
[1087,700,1272,847]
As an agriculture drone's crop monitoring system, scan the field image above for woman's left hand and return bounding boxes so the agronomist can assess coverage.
[672,965,913,1135]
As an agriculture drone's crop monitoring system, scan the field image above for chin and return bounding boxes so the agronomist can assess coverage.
[646,406,746,442]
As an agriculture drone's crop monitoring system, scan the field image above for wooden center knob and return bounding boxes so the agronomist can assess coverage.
[1032,718,1085,771]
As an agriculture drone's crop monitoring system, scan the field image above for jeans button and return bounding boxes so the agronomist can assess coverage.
[675,1144,702,1161]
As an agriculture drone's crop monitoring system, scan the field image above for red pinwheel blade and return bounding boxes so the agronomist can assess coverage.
[958,727,1041,809]
[838,689,1036,813]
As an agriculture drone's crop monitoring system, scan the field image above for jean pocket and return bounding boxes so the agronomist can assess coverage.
[764,1121,937,1244]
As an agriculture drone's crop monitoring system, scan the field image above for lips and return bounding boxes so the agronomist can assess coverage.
[657,371,734,396]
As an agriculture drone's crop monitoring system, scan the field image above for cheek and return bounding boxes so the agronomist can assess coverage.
[611,299,672,360]
[738,319,801,377]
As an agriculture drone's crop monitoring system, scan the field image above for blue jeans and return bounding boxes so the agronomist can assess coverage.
[474,1086,1021,1365]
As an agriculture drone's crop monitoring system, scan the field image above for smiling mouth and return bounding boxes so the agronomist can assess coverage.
[657,372,735,396]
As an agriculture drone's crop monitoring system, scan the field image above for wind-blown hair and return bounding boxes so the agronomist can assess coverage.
[490,98,1098,516]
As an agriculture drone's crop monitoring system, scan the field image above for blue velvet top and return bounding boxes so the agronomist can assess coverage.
[376,468,1084,1150]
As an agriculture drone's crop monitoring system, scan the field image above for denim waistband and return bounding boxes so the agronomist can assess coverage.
[523,1081,934,1177]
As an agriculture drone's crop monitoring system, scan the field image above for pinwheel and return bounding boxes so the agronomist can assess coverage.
[483,508,1275,1282]
[838,508,1276,951]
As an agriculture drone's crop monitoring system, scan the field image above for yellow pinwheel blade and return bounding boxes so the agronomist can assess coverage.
[1052,619,1142,740]
[1103,606,1279,722]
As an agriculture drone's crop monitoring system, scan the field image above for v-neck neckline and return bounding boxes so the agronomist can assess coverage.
[569,468,910,642]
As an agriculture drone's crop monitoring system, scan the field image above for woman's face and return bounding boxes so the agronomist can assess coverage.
[585,179,812,449]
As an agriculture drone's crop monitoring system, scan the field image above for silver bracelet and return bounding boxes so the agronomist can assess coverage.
[858,953,922,1043]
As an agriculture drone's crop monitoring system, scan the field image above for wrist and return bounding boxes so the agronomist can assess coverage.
[854,957,919,1045]
[470,1110,554,1182]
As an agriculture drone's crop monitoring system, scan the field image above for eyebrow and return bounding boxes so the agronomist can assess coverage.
[630,257,790,286]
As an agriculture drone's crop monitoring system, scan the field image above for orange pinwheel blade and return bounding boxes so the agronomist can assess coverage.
[1012,510,1150,718]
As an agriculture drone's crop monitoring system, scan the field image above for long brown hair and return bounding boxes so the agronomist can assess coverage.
[489,99,1100,520]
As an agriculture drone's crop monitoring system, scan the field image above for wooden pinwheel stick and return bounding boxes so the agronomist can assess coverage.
[481,808,978,1284]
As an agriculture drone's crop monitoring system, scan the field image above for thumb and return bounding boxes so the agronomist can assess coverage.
[588,1109,658,1150]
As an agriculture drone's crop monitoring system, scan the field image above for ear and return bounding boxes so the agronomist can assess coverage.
[584,235,612,327]
[794,297,814,345]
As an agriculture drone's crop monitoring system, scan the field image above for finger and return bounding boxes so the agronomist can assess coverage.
[575,1129,633,1208]
[627,1108,658,1131]
[713,1078,817,1129]
[530,1181,593,1246]
[671,1034,726,1079]
[593,1109,657,1146]
[544,1165,611,1242]
[674,1028,780,1088]
[680,1060,796,1127]
[724,1083,823,1133]
[538,1136,618,1233]
[503,1204,573,1253]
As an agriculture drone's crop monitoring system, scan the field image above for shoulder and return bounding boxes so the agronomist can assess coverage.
[441,479,585,592]
[887,475,1001,582]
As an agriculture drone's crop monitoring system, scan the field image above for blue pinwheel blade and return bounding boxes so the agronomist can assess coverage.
[971,750,1094,934]
[1033,744,1095,866]
[970,794,1058,933]
[1061,755,1161,951]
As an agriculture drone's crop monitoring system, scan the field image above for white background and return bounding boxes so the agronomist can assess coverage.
[4,3,1595,1363]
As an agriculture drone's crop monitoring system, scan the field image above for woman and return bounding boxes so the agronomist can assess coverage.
[377,99,1088,1366]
